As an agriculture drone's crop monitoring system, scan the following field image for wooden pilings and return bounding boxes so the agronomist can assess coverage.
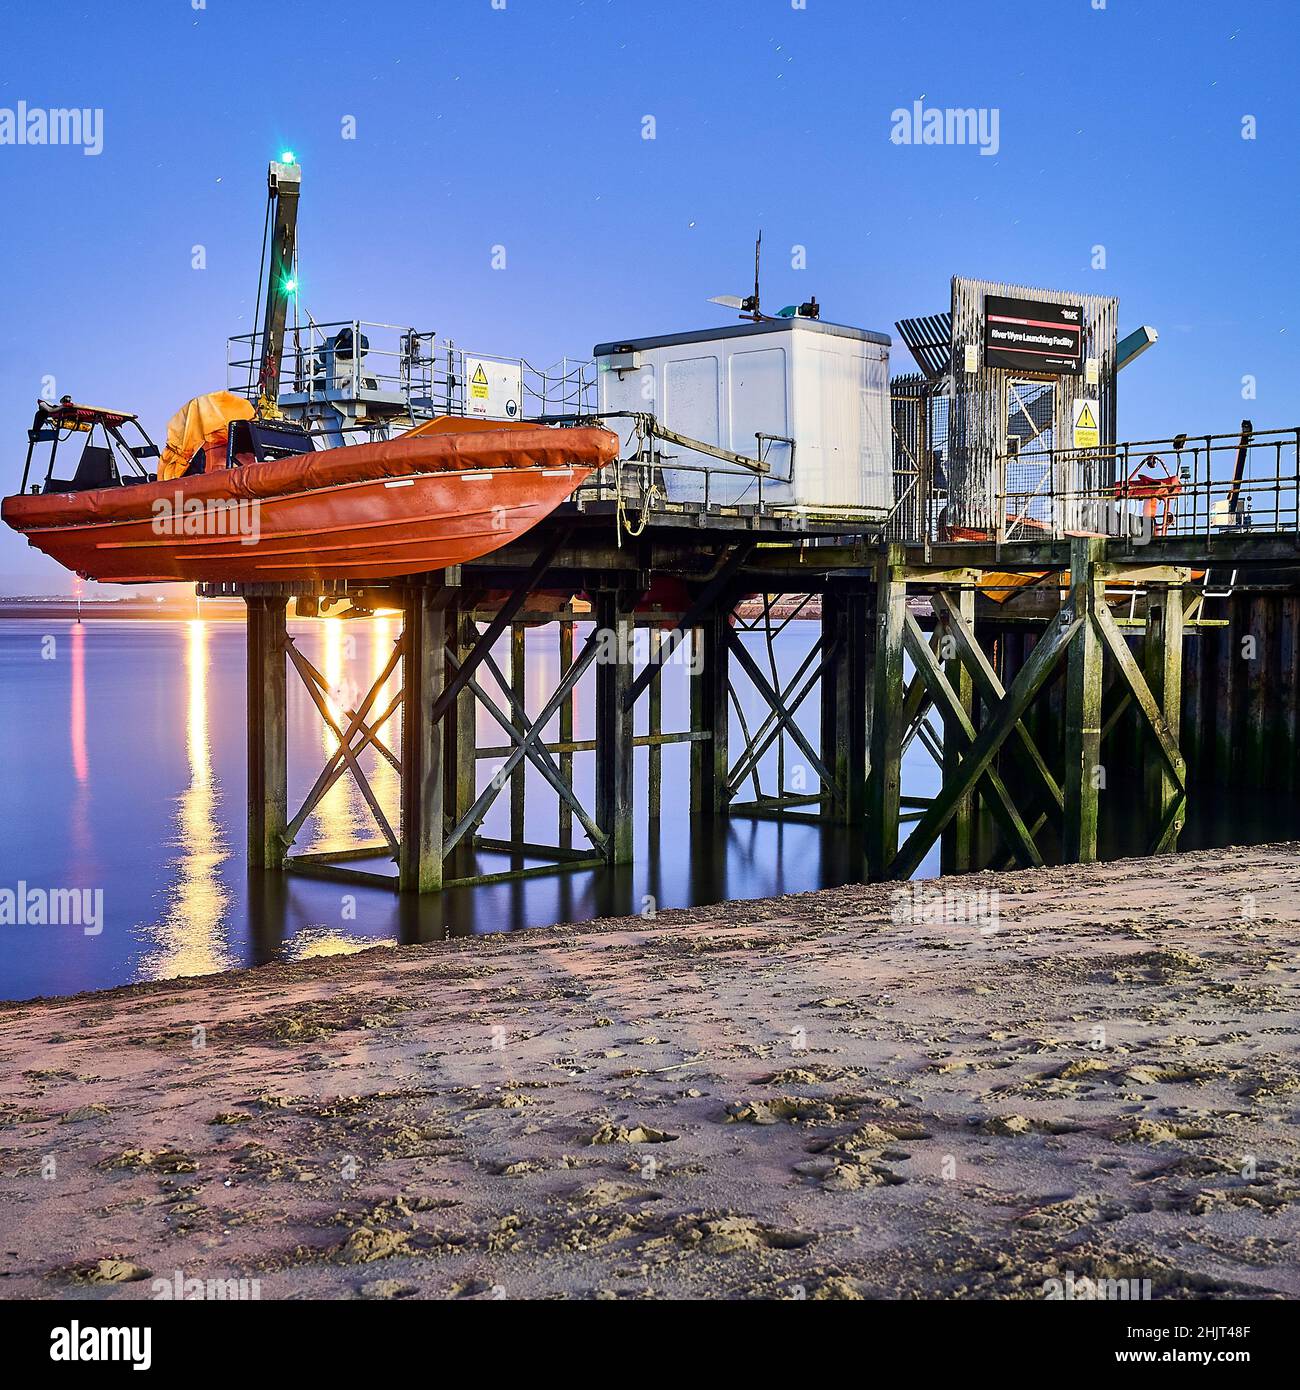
[939,586,976,873]
[398,586,446,892]
[1063,537,1105,863]
[594,589,635,864]
[1142,583,1185,850]
[446,610,478,837]
[245,595,287,869]
[820,587,870,824]
[867,546,906,877]
[558,618,575,847]
[690,609,730,817]
[241,531,1223,899]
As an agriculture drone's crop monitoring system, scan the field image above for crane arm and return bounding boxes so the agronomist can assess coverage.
[255,157,301,418]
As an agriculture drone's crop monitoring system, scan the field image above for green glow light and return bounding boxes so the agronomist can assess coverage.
[280,150,296,165]
[284,278,297,293]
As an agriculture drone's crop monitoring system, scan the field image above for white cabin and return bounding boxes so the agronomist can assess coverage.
[593,316,892,517]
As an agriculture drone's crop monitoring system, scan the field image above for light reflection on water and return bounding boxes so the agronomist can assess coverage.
[1,615,903,999]
[138,619,232,980]
[6,612,1283,1003]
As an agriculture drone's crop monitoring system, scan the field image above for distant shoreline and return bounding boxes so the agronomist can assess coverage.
[0,599,247,621]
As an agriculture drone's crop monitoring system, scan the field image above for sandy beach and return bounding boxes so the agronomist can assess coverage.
[1,843,1297,1301]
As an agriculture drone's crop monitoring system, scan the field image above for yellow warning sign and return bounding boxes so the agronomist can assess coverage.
[470,362,490,401]
[1072,398,1099,450]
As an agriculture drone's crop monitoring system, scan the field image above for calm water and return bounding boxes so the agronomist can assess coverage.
[1,616,1293,1001]
[0,616,946,1001]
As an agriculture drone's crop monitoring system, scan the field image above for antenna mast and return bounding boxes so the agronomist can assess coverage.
[751,230,761,321]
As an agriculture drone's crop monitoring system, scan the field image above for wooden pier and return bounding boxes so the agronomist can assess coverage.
[214,496,1300,896]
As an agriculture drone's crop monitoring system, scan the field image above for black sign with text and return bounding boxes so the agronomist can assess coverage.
[983,295,1084,375]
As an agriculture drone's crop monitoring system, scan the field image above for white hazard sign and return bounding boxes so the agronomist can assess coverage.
[465,356,523,420]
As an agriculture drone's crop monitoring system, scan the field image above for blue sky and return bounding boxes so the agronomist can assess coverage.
[0,0,1296,591]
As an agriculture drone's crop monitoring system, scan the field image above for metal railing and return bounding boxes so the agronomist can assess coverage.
[227,319,596,427]
[887,376,950,543]
[995,426,1300,545]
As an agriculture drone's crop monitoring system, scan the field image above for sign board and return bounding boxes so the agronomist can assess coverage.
[1072,397,1100,449]
[984,295,1084,375]
[465,357,523,420]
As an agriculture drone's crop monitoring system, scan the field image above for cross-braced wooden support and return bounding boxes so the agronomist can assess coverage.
[242,523,1195,899]
[442,618,609,873]
[279,616,406,887]
[725,595,843,823]
[879,538,1189,881]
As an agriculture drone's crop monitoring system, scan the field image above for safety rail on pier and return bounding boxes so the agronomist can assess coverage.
[994,427,1300,545]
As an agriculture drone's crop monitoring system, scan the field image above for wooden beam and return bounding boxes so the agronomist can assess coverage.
[648,628,663,819]
[558,618,575,848]
[245,596,287,869]
[448,610,478,832]
[888,602,1084,880]
[727,629,839,800]
[727,636,829,796]
[820,588,869,824]
[510,624,526,843]
[1142,583,1186,853]
[288,639,399,856]
[445,647,608,854]
[1093,598,1187,791]
[690,610,730,816]
[867,547,906,877]
[281,646,404,849]
[595,590,636,863]
[932,591,1065,819]
[1063,537,1105,863]
[399,588,446,891]
[903,614,1042,868]
[937,587,976,872]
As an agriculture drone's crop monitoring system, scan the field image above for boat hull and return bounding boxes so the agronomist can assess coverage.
[2,426,614,583]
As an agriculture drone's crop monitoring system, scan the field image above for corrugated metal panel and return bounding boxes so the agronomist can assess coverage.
[895,312,953,378]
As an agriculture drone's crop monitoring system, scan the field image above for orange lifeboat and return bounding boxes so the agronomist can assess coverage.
[2,401,616,584]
